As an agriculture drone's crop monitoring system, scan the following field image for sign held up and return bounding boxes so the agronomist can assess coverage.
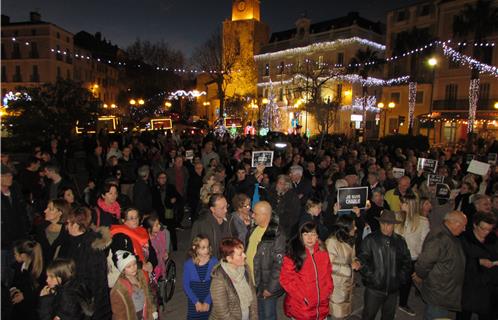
[337,187,369,211]
[251,151,274,168]
[417,158,438,174]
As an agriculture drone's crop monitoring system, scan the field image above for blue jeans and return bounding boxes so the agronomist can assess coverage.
[424,303,450,320]
[258,296,278,320]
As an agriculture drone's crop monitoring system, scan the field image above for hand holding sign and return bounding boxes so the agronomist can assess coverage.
[337,187,369,211]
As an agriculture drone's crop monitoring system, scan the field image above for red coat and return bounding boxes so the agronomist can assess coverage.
[280,241,333,320]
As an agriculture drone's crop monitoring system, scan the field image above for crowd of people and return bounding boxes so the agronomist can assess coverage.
[1,128,498,320]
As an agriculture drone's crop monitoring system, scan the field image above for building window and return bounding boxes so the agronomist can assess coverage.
[12,42,21,59]
[337,52,344,66]
[389,117,398,133]
[264,64,270,76]
[56,45,62,61]
[30,42,39,58]
[1,43,6,59]
[56,32,60,39]
[479,83,490,101]
[13,65,22,82]
[66,36,70,43]
[390,92,401,103]
[31,29,37,35]
[416,91,424,104]
[2,66,7,82]
[482,47,493,65]
[397,10,408,22]
[57,67,61,79]
[31,65,39,82]
[445,84,458,101]
[65,49,72,64]
[66,69,71,80]
[418,4,430,16]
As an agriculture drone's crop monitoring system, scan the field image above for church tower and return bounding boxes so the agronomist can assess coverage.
[223,0,269,98]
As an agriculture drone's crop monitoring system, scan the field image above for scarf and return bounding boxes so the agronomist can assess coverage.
[110,225,149,262]
[97,198,121,220]
[220,261,252,317]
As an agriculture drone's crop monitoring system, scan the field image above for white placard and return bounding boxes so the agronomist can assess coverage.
[467,160,490,176]
[393,168,405,179]
[251,151,274,167]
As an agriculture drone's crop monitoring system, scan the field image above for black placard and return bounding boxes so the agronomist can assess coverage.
[251,151,274,167]
[436,183,450,199]
[427,174,445,187]
[337,187,369,210]
[417,158,438,174]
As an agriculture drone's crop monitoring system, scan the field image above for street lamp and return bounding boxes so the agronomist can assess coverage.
[138,99,145,105]
[427,56,438,143]
[494,102,498,109]
[129,99,136,105]
[165,101,172,108]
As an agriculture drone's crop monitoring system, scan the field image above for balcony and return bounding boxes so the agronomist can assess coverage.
[433,99,496,111]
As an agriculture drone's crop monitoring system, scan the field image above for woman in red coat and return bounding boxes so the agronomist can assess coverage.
[280,221,334,320]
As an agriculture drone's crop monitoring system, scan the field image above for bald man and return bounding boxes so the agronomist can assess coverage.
[246,201,286,319]
[414,211,467,320]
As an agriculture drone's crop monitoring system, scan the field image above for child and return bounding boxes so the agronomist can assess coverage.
[38,258,94,320]
[110,250,158,320]
[10,239,44,320]
[143,213,171,281]
[183,234,218,320]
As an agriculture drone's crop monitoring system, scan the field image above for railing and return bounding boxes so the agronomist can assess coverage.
[433,99,497,111]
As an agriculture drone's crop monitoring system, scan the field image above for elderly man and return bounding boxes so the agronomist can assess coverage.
[465,194,492,229]
[265,174,301,239]
[246,201,286,319]
[190,194,231,259]
[384,176,418,212]
[358,210,412,320]
[413,211,467,320]
[289,165,313,206]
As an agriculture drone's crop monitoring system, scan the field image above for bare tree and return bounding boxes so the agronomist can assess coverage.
[191,30,237,119]
[127,39,185,68]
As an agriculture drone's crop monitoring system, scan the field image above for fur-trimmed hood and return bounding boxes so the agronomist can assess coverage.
[91,226,112,251]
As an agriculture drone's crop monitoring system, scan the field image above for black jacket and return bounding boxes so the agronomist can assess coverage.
[59,227,112,320]
[34,222,70,267]
[1,185,29,249]
[460,230,498,315]
[264,188,301,239]
[133,179,154,215]
[247,220,286,296]
[358,231,412,293]
[152,184,180,225]
[38,280,94,320]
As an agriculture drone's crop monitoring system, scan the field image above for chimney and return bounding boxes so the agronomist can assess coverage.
[1,15,10,25]
[30,12,41,22]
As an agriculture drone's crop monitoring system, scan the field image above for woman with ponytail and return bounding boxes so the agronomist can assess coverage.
[10,239,44,320]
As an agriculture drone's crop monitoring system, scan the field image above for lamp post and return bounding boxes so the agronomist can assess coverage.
[378,102,396,137]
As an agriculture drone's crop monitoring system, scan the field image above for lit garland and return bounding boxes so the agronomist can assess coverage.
[261,81,280,131]
[257,74,410,88]
[408,82,417,129]
[342,96,379,112]
[468,79,480,133]
[441,43,498,77]
[3,91,32,107]
[168,90,206,100]
[254,37,386,61]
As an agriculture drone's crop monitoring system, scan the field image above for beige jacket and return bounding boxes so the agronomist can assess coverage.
[209,264,258,320]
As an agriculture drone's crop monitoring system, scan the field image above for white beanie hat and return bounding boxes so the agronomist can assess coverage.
[115,250,136,273]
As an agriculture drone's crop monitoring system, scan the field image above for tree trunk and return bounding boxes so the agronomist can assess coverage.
[408,81,417,136]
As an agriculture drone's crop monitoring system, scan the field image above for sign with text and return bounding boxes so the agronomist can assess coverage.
[251,151,274,168]
[185,150,194,161]
[488,153,497,165]
[337,187,369,211]
[417,158,438,174]
[427,174,445,187]
[436,183,451,199]
[393,168,405,179]
[467,160,490,176]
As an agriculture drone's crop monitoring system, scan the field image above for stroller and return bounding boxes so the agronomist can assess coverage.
[156,257,176,305]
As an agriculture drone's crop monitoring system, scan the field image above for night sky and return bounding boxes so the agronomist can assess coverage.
[2,0,419,57]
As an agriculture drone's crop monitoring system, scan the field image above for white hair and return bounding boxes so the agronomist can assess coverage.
[289,165,303,176]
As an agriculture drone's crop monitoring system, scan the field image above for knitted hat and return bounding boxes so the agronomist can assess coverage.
[115,250,136,273]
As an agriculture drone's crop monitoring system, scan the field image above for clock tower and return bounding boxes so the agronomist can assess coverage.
[223,0,269,97]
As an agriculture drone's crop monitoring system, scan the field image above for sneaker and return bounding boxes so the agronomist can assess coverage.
[398,305,416,316]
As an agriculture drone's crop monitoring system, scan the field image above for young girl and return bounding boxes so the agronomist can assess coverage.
[38,258,94,320]
[143,213,171,281]
[280,221,334,320]
[10,239,44,320]
[183,234,218,320]
[110,250,158,320]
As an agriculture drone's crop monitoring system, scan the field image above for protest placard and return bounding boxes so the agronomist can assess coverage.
[417,158,438,173]
[427,174,445,186]
[467,160,490,176]
[436,183,451,199]
[185,150,194,161]
[337,187,369,210]
[251,151,274,167]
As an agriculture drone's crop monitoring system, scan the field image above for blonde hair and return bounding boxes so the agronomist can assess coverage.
[396,197,420,234]
[14,240,44,283]
[47,259,76,285]
[188,234,212,265]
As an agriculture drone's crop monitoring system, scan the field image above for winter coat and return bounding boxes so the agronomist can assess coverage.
[357,231,412,293]
[165,165,189,196]
[133,179,154,215]
[38,280,94,320]
[247,220,286,296]
[1,184,29,249]
[460,230,498,315]
[280,241,333,320]
[152,184,179,224]
[264,188,302,239]
[226,175,257,207]
[191,213,231,259]
[10,263,41,320]
[35,221,70,266]
[209,264,258,320]
[110,270,156,320]
[59,227,112,320]
[415,224,466,311]
[325,236,355,319]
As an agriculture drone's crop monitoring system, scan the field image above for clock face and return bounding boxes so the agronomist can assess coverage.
[237,0,246,11]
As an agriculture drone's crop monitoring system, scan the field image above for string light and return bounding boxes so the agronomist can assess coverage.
[408,82,417,129]
[441,43,498,77]
[257,74,410,88]
[468,79,479,133]
[168,90,206,100]
[342,96,379,112]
